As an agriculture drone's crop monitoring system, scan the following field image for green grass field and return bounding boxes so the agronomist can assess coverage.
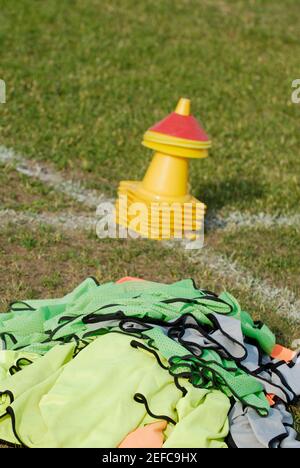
[0,0,300,445]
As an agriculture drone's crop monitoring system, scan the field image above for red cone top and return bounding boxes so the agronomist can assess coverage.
[149,98,210,143]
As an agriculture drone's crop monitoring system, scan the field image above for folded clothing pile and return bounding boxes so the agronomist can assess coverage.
[0,277,299,448]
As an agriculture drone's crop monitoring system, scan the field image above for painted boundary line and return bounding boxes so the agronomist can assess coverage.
[1,146,299,321]
[1,145,300,232]
[0,145,111,208]
[0,208,96,232]
[206,211,300,231]
[185,246,300,321]
[0,208,299,322]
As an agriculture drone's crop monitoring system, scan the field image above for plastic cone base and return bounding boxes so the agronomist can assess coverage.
[116,182,205,241]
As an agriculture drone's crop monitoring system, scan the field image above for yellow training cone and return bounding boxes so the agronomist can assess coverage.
[116,98,211,240]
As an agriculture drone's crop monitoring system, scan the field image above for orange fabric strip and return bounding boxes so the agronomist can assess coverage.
[116,277,145,284]
[270,344,296,363]
[118,421,167,448]
[266,394,276,406]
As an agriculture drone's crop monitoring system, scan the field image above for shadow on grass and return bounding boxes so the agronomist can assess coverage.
[196,177,265,211]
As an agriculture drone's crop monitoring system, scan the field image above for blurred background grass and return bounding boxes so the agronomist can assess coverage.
[0,0,299,214]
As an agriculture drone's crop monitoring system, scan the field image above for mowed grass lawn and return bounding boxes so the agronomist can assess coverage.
[0,0,300,443]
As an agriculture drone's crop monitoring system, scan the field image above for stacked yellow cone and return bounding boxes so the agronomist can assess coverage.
[116,98,211,240]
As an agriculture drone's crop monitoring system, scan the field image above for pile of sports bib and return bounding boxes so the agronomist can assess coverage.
[0,277,299,448]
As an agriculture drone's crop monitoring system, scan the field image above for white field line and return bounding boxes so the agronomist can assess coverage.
[185,246,300,321]
[1,146,299,231]
[0,146,111,208]
[1,145,299,321]
[0,209,96,232]
[1,208,299,322]
[206,211,300,231]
